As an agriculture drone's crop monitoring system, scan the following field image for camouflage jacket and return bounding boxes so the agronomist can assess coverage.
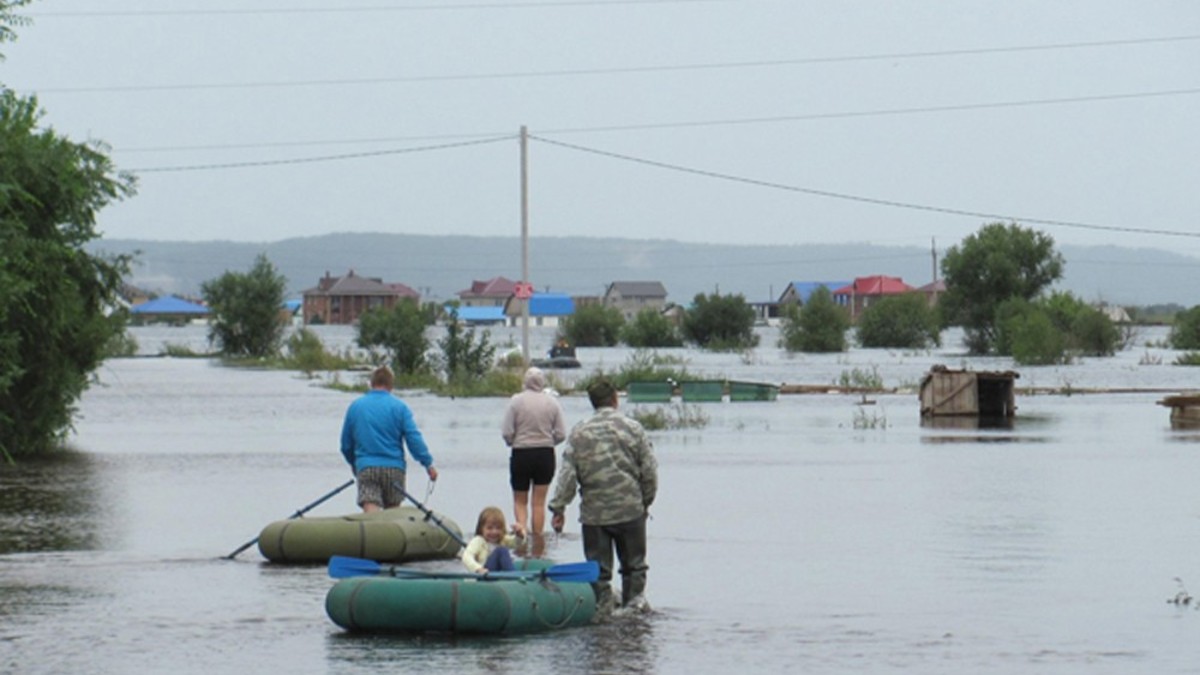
[549,407,658,526]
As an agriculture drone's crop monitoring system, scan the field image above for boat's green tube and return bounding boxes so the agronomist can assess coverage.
[325,575,597,634]
[257,507,462,564]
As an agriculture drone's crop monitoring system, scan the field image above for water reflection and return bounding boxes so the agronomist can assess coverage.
[0,450,104,553]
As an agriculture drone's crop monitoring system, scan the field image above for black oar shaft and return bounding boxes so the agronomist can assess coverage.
[396,483,467,548]
[223,478,356,559]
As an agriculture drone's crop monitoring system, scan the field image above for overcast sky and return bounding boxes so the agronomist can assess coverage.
[4,0,1199,260]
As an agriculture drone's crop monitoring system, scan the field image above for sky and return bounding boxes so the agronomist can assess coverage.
[3,0,1199,259]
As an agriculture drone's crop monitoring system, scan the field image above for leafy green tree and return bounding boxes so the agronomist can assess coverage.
[620,308,683,348]
[939,222,1064,354]
[0,85,136,461]
[855,292,941,349]
[1040,291,1120,357]
[437,319,496,384]
[779,286,849,353]
[996,299,1067,365]
[682,292,759,350]
[357,299,432,373]
[562,303,624,347]
[201,254,288,358]
[1169,306,1200,350]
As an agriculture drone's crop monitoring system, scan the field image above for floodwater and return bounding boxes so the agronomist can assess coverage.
[3,324,1200,674]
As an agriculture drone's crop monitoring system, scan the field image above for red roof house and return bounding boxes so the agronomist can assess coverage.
[832,275,916,320]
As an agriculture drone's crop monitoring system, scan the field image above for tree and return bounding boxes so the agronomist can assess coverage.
[681,292,758,350]
[0,87,136,461]
[1169,306,1200,350]
[201,254,288,358]
[779,286,849,353]
[437,319,496,384]
[620,308,683,348]
[855,292,941,349]
[357,299,432,373]
[561,304,624,347]
[996,299,1067,365]
[939,222,1064,354]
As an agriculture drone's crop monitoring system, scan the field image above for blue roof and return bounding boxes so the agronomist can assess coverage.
[130,295,210,315]
[787,281,852,303]
[447,305,507,323]
[282,299,302,312]
[529,293,574,316]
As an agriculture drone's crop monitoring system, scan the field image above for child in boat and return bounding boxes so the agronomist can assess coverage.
[462,506,526,574]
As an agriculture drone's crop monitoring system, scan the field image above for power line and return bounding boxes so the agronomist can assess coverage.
[24,34,1200,94]
[127,134,514,173]
[528,135,1200,240]
[29,0,727,18]
[112,86,1200,154]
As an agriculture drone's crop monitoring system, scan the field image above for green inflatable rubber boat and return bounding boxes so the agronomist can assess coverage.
[325,574,597,634]
[256,507,463,564]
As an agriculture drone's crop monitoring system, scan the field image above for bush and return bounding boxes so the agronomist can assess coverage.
[999,301,1068,365]
[1169,306,1200,350]
[855,292,940,349]
[283,328,360,376]
[576,351,692,392]
[561,304,624,347]
[682,292,758,351]
[357,299,432,374]
[620,309,682,347]
[779,287,848,353]
[201,254,288,358]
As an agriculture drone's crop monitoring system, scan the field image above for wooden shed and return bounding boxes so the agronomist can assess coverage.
[919,366,1018,418]
[1157,394,1200,428]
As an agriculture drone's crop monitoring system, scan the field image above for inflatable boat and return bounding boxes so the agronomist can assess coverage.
[256,506,463,564]
[325,573,596,634]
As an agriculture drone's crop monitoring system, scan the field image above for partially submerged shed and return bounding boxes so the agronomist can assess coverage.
[919,366,1019,418]
[1157,394,1200,428]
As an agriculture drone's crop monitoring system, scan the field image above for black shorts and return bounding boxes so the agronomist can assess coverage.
[509,447,556,491]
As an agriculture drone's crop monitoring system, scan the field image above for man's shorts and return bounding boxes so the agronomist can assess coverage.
[509,447,555,491]
[357,466,407,508]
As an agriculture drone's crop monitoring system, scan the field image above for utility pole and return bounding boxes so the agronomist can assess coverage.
[520,126,530,364]
[931,237,938,282]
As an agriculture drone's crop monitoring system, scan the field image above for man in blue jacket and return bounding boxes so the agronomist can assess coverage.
[340,365,438,512]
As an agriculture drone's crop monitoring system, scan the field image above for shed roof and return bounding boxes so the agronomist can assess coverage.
[130,295,209,315]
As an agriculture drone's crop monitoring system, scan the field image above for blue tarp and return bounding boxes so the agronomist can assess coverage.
[447,305,507,324]
[130,295,210,315]
[529,293,574,316]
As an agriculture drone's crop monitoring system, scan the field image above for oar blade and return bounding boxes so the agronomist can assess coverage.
[543,560,600,583]
[329,555,384,579]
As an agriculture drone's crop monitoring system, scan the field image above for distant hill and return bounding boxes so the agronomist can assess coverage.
[86,233,1198,307]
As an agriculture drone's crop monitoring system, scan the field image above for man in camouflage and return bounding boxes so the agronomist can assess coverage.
[549,379,658,615]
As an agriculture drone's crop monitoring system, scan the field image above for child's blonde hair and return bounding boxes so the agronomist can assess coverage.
[474,506,507,536]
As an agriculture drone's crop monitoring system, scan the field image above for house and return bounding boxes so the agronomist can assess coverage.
[603,281,668,321]
[504,293,575,328]
[916,279,946,308]
[832,275,915,320]
[129,295,210,326]
[301,270,420,325]
[767,280,853,321]
[458,276,518,308]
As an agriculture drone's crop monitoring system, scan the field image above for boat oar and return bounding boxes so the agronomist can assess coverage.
[394,482,467,549]
[329,555,599,583]
[222,478,355,560]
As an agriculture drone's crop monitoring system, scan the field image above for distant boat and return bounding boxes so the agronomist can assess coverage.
[532,341,581,369]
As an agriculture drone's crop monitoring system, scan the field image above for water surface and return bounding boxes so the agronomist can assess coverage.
[3,325,1199,674]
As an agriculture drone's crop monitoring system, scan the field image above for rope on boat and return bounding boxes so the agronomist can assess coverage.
[530,594,588,629]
